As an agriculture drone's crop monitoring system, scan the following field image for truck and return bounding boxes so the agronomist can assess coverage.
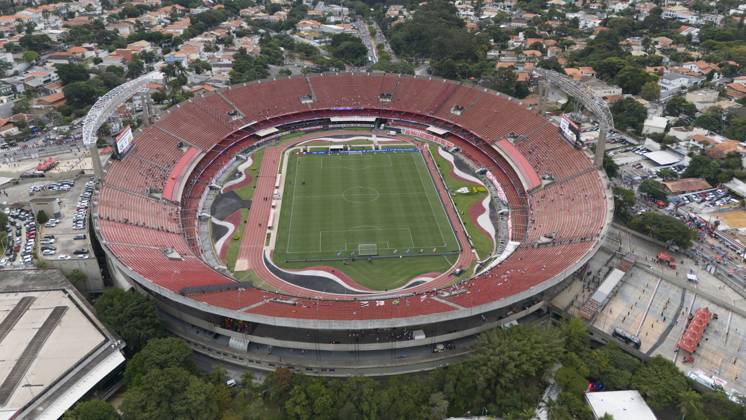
[657,251,676,269]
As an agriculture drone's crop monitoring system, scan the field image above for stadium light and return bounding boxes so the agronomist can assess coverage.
[82,71,164,179]
[534,68,614,168]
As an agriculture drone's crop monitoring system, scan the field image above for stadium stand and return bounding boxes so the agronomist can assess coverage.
[97,73,609,324]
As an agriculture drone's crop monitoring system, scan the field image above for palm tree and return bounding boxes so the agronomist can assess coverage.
[678,389,702,420]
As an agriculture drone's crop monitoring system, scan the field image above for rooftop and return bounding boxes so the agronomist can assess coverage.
[0,270,124,420]
[585,390,656,420]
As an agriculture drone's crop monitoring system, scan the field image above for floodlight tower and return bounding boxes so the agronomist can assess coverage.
[81,71,164,180]
[534,68,614,168]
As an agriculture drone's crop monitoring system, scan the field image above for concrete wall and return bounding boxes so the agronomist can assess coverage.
[41,258,104,292]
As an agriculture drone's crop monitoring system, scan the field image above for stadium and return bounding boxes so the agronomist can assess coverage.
[91,73,613,375]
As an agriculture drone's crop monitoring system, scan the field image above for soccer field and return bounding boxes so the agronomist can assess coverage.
[273,150,460,267]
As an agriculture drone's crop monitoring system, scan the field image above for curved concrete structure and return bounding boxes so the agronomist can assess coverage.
[92,73,612,375]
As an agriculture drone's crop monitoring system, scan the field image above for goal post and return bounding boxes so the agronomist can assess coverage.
[358,243,378,256]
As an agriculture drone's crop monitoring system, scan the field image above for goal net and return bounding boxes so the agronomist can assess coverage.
[357,243,378,256]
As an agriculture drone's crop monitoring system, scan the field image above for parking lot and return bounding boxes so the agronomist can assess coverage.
[36,178,94,262]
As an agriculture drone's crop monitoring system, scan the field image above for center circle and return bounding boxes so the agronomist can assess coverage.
[343,186,380,203]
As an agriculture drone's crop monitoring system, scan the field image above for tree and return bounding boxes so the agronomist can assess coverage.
[658,168,678,180]
[694,107,725,133]
[640,81,660,101]
[21,50,39,63]
[638,179,668,201]
[63,81,101,110]
[628,212,697,248]
[94,288,165,355]
[36,209,49,224]
[683,154,723,184]
[615,66,653,95]
[63,400,119,420]
[611,97,647,134]
[12,98,30,114]
[613,187,635,220]
[327,33,368,66]
[665,96,697,117]
[55,63,90,85]
[0,59,11,75]
[678,389,705,420]
[603,153,619,178]
[121,367,218,420]
[632,356,689,411]
[124,337,193,386]
[126,56,144,79]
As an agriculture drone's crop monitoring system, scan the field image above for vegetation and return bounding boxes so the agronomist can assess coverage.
[327,33,368,66]
[683,153,745,184]
[36,209,49,224]
[65,317,744,419]
[610,97,647,135]
[612,186,635,221]
[432,146,493,259]
[638,179,668,202]
[628,211,697,248]
[93,288,165,355]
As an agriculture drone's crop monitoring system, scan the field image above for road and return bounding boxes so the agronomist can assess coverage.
[369,21,398,63]
[354,19,377,64]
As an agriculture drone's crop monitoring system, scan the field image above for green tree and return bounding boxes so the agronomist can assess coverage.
[124,337,193,386]
[678,389,705,420]
[640,81,660,101]
[327,33,368,66]
[55,63,90,85]
[628,212,696,248]
[121,367,218,420]
[615,66,653,95]
[36,209,49,224]
[0,59,11,75]
[683,154,723,184]
[126,56,145,79]
[613,187,635,220]
[665,96,697,117]
[63,81,101,110]
[94,288,165,355]
[694,107,725,133]
[611,97,647,134]
[638,179,668,201]
[658,168,678,180]
[21,50,39,63]
[63,400,119,420]
[632,356,689,411]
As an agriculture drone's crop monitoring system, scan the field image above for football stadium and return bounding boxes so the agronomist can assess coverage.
[92,73,613,375]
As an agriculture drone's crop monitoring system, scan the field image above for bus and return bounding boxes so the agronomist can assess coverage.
[612,328,641,349]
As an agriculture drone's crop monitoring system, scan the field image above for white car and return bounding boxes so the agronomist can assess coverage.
[57,254,71,260]
[41,249,55,256]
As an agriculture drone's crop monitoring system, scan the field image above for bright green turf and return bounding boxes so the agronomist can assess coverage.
[430,146,494,259]
[233,148,264,201]
[272,150,460,289]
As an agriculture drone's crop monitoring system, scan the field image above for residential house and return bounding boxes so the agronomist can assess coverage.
[659,72,703,100]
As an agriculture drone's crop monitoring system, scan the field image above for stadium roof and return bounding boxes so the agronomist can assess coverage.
[0,270,125,420]
[585,390,656,420]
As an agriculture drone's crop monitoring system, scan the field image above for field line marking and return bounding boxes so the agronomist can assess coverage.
[412,151,447,246]
[285,155,302,254]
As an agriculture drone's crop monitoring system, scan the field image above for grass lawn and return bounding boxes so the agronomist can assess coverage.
[272,149,460,290]
[225,208,249,271]
[233,148,264,201]
[430,146,494,260]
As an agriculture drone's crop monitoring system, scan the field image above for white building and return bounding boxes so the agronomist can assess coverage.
[642,115,668,135]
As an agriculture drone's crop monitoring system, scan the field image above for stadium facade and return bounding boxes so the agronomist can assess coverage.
[92,73,613,375]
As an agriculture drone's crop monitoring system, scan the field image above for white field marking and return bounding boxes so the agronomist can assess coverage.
[476,194,497,245]
[437,147,485,186]
[220,155,254,193]
[284,153,303,254]
[211,216,235,256]
[412,152,448,247]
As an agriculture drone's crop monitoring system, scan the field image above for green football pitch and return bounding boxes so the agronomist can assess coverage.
[272,150,460,287]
